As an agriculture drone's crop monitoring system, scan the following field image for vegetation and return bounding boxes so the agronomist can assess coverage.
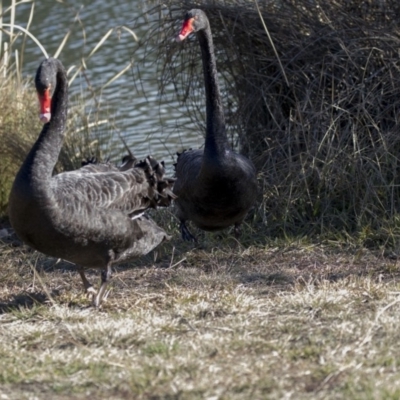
[2,0,400,399]
[2,234,400,399]
[134,0,400,246]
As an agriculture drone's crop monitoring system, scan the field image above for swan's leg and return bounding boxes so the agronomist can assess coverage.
[93,263,112,307]
[234,223,242,239]
[180,220,197,242]
[77,266,97,298]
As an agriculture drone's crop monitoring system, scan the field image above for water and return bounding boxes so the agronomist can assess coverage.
[4,0,203,166]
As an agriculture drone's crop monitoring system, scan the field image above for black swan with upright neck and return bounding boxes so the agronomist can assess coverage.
[174,9,258,242]
[8,58,175,306]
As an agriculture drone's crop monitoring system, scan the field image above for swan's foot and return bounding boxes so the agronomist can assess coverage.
[86,286,97,301]
[180,221,197,242]
[92,264,112,308]
[78,266,96,299]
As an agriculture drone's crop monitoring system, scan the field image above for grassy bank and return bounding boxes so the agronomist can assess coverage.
[1,235,400,399]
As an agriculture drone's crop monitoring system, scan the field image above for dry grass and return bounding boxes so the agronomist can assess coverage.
[130,0,400,243]
[2,220,400,399]
[0,77,39,216]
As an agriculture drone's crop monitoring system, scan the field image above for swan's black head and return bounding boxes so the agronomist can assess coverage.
[35,58,59,123]
[177,9,209,42]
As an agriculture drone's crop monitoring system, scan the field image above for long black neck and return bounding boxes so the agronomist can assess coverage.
[197,24,228,161]
[18,59,68,192]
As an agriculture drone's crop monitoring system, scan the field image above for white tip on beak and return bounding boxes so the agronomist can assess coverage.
[40,113,51,123]
[176,34,186,42]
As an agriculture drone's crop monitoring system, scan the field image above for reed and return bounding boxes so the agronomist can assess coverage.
[133,0,400,247]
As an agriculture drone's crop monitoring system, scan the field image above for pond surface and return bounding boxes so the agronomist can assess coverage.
[4,0,202,166]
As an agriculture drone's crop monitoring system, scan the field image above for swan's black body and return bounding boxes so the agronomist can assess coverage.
[8,58,175,306]
[174,9,258,241]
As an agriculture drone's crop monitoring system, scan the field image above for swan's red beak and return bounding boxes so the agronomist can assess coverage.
[176,18,194,42]
[38,88,51,123]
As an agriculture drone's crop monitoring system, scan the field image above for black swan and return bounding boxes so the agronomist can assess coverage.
[173,9,258,242]
[8,58,175,307]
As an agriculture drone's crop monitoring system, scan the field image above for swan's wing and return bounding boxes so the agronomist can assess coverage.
[80,153,137,173]
[173,149,203,195]
[234,153,257,176]
[79,163,119,174]
[52,157,175,217]
[51,167,154,216]
[116,214,171,263]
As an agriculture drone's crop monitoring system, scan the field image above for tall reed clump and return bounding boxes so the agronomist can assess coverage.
[0,1,38,216]
[135,0,400,247]
[0,78,38,217]
[0,1,137,218]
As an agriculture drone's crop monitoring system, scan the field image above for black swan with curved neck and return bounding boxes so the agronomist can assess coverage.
[8,58,175,306]
[174,9,258,241]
